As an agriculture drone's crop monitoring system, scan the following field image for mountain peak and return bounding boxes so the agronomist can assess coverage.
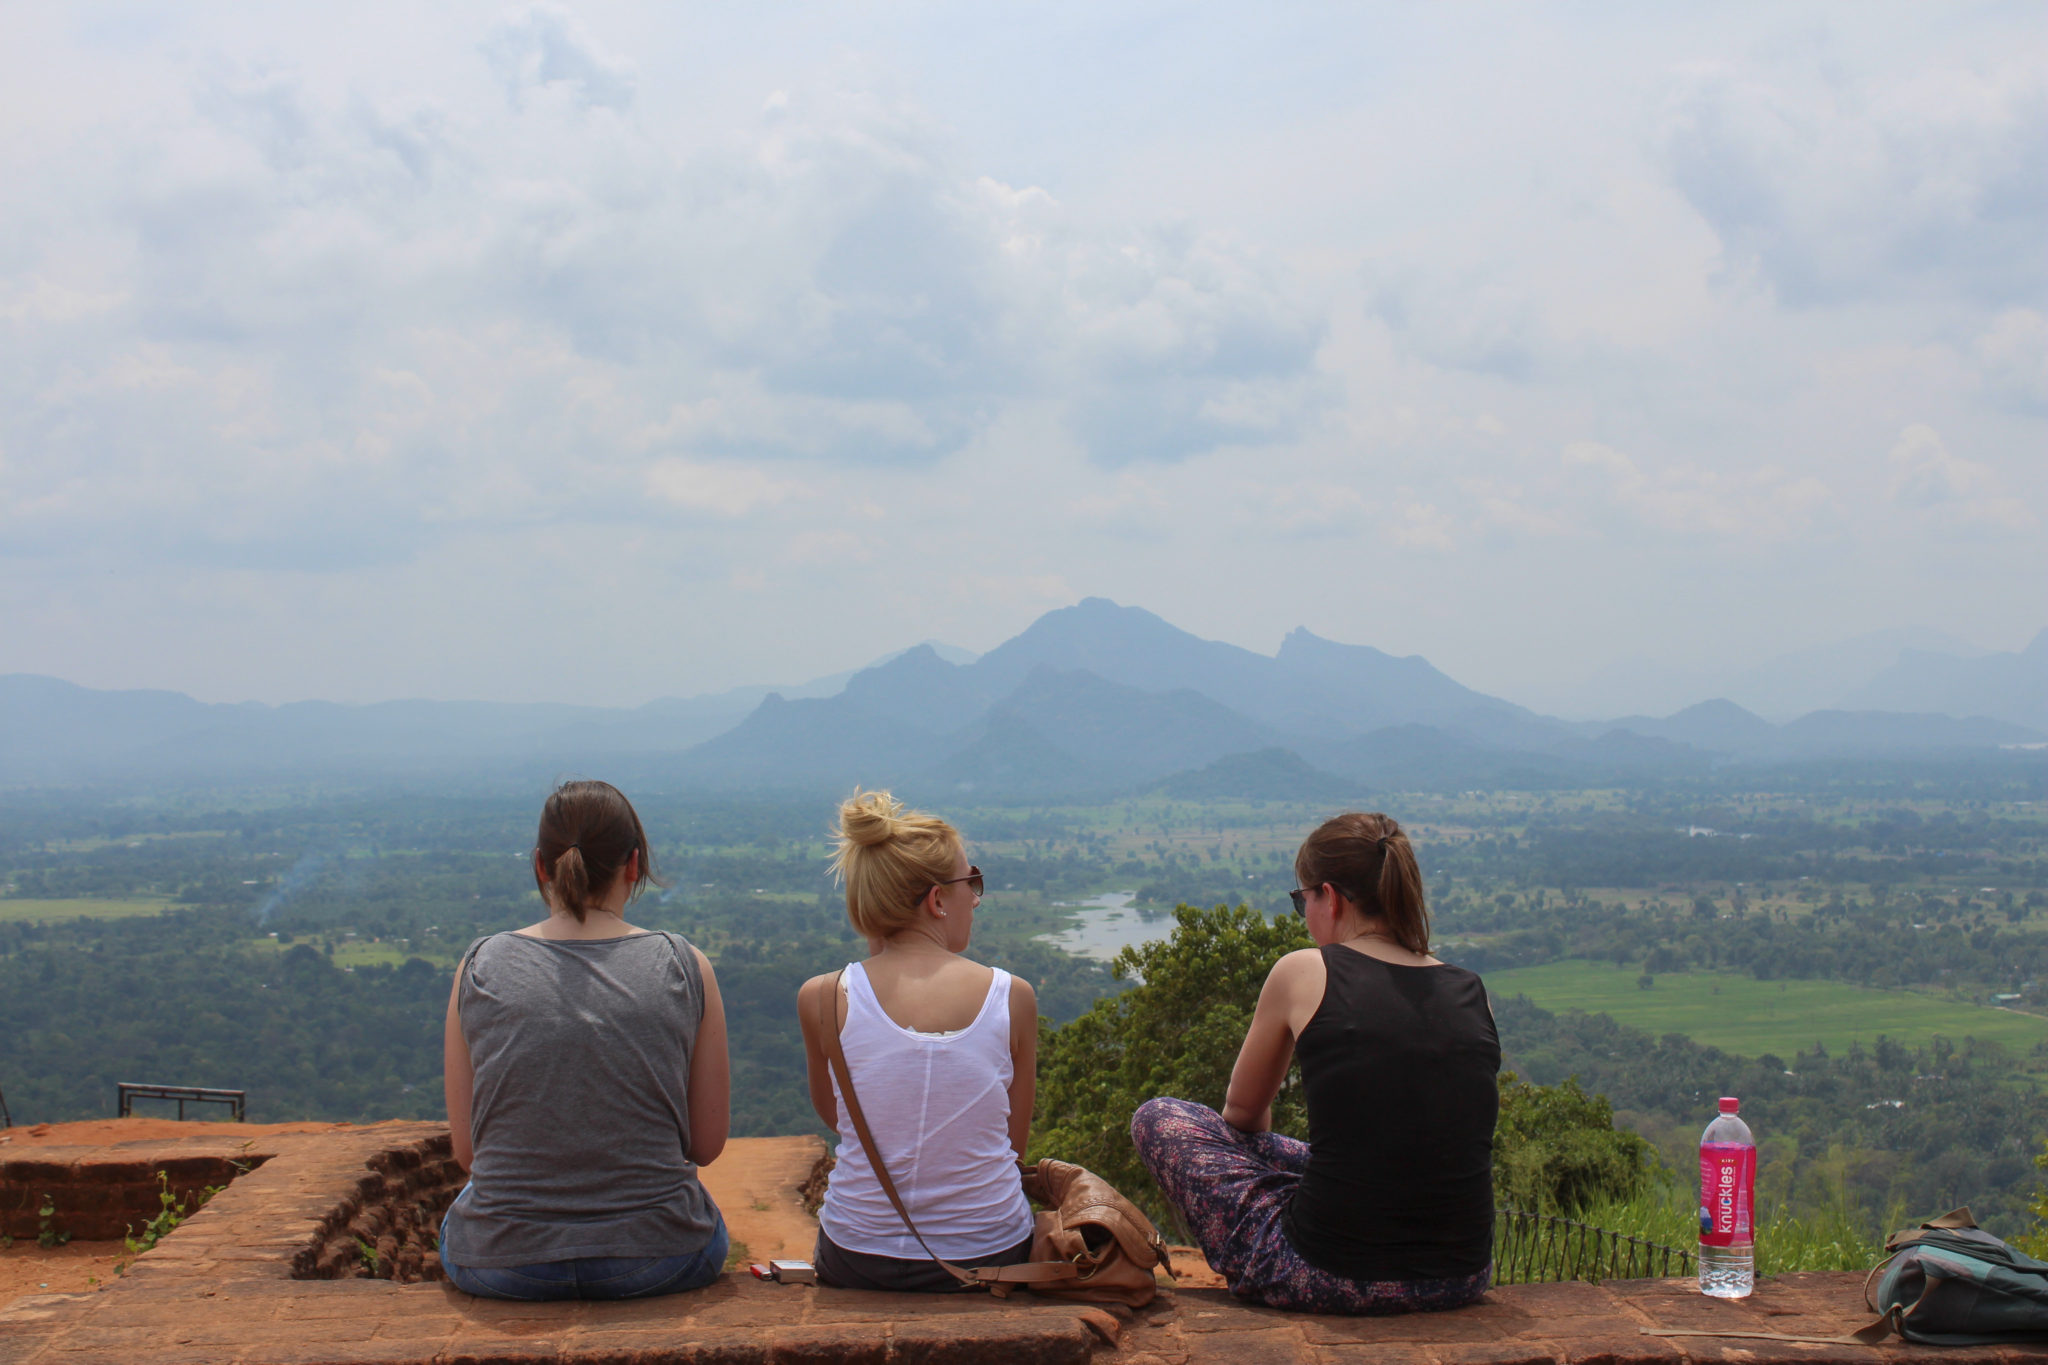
[1277,627,1399,663]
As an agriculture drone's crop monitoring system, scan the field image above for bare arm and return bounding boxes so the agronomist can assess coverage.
[687,946,730,1166]
[796,972,841,1133]
[1007,975,1039,1160]
[442,972,475,1171]
[1220,950,1318,1132]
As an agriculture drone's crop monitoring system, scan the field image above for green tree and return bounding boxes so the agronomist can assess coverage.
[2016,1138,2048,1258]
[1494,1071,1655,1214]
[1032,903,1312,1224]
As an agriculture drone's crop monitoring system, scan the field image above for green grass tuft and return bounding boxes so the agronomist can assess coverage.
[1574,1181,1886,1276]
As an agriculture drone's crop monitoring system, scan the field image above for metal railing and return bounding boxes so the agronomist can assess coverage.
[117,1083,247,1122]
[1493,1207,1694,1284]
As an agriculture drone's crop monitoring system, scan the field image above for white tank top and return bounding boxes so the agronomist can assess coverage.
[818,961,1037,1260]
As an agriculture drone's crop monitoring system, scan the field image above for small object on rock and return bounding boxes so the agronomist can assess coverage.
[748,1264,773,1280]
[1077,1308,1121,1346]
[767,1259,816,1284]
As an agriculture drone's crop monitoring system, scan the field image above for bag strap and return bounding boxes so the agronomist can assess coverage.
[1862,1250,1899,1312]
[1645,1329,1869,1346]
[1885,1206,1978,1252]
[815,969,1080,1291]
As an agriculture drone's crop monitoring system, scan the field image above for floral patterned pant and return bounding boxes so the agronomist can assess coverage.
[1131,1097,1491,1315]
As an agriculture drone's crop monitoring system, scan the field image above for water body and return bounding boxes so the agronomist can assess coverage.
[1037,891,1181,962]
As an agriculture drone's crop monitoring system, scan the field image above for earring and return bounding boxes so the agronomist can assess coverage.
[937,910,948,918]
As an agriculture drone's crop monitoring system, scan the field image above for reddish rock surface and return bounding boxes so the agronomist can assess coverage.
[0,1121,2020,1364]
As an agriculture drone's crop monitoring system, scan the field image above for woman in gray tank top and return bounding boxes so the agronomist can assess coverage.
[439,781,731,1300]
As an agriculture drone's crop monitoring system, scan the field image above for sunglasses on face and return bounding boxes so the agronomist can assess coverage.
[931,865,985,898]
[1290,884,1360,915]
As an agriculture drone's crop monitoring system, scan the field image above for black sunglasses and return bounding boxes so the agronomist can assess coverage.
[931,865,984,898]
[1289,884,1360,915]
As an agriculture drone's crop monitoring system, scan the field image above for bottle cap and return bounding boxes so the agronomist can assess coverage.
[1718,1096,1740,1114]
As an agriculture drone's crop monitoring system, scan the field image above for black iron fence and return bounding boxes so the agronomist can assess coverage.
[117,1082,247,1121]
[1493,1207,1694,1284]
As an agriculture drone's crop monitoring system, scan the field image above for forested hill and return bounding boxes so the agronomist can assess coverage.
[1496,996,2043,1227]
[6,777,2048,1237]
[7,899,2046,1227]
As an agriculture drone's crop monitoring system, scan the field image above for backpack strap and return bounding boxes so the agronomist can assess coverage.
[1644,1329,1870,1346]
[814,969,1080,1292]
[1862,1251,1899,1313]
[1852,1305,1906,1345]
[1885,1206,1977,1252]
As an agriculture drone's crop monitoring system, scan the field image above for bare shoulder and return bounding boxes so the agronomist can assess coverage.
[798,969,850,1002]
[1271,946,1326,979]
[1007,972,1038,1011]
[1264,946,1326,1003]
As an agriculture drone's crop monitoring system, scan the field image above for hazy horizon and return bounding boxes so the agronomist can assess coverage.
[5,3,2042,711]
[9,602,2041,728]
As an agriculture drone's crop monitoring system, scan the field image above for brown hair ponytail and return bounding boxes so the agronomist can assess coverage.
[534,780,662,922]
[1294,811,1430,954]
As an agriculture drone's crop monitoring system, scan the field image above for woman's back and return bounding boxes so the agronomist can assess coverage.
[1283,945,1499,1280]
[818,961,1035,1260]
[443,930,719,1267]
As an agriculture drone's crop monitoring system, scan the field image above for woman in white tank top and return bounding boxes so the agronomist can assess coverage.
[796,791,1038,1291]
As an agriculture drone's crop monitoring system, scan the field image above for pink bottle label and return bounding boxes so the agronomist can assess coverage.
[1699,1143,1755,1247]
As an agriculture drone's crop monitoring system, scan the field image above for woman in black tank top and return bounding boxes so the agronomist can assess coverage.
[1130,812,1498,1314]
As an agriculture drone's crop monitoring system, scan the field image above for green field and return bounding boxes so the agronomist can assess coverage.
[0,897,174,923]
[1486,959,2048,1062]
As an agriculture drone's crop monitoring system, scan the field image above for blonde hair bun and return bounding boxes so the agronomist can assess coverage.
[838,790,904,847]
[829,789,963,939]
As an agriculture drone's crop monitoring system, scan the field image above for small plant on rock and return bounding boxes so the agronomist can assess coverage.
[122,1171,224,1264]
[357,1236,381,1275]
[38,1194,69,1249]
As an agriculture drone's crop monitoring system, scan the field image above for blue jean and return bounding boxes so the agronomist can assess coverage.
[440,1212,729,1301]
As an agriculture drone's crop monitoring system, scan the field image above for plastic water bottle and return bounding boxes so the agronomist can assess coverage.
[1698,1096,1755,1297]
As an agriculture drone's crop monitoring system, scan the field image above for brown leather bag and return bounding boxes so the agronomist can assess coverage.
[815,970,1173,1306]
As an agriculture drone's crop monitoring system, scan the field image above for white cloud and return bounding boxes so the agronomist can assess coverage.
[1974,309,2048,410]
[1389,502,1456,552]
[0,3,2041,705]
[0,49,1322,577]
[1661,55,2046,307]
[1887,423,2036,532]
[482,4,636,113]
[645,459,805,518]
[1563,442,1836,541]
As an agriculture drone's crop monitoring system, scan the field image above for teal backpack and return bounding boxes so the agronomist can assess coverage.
[1858,1209,2048,1346]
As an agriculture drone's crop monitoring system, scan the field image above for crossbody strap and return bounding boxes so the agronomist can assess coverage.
[815,968,1079,1290]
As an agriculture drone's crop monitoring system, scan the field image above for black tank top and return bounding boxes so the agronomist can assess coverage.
[1281,945,1499,1280]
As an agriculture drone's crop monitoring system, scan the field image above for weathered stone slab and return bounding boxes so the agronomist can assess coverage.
[0,1124,1987,1365]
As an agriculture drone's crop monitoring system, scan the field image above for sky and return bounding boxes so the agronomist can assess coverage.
[2,2,2043,712]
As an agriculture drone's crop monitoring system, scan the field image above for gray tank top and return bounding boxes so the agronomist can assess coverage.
[441,930,721,1267]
